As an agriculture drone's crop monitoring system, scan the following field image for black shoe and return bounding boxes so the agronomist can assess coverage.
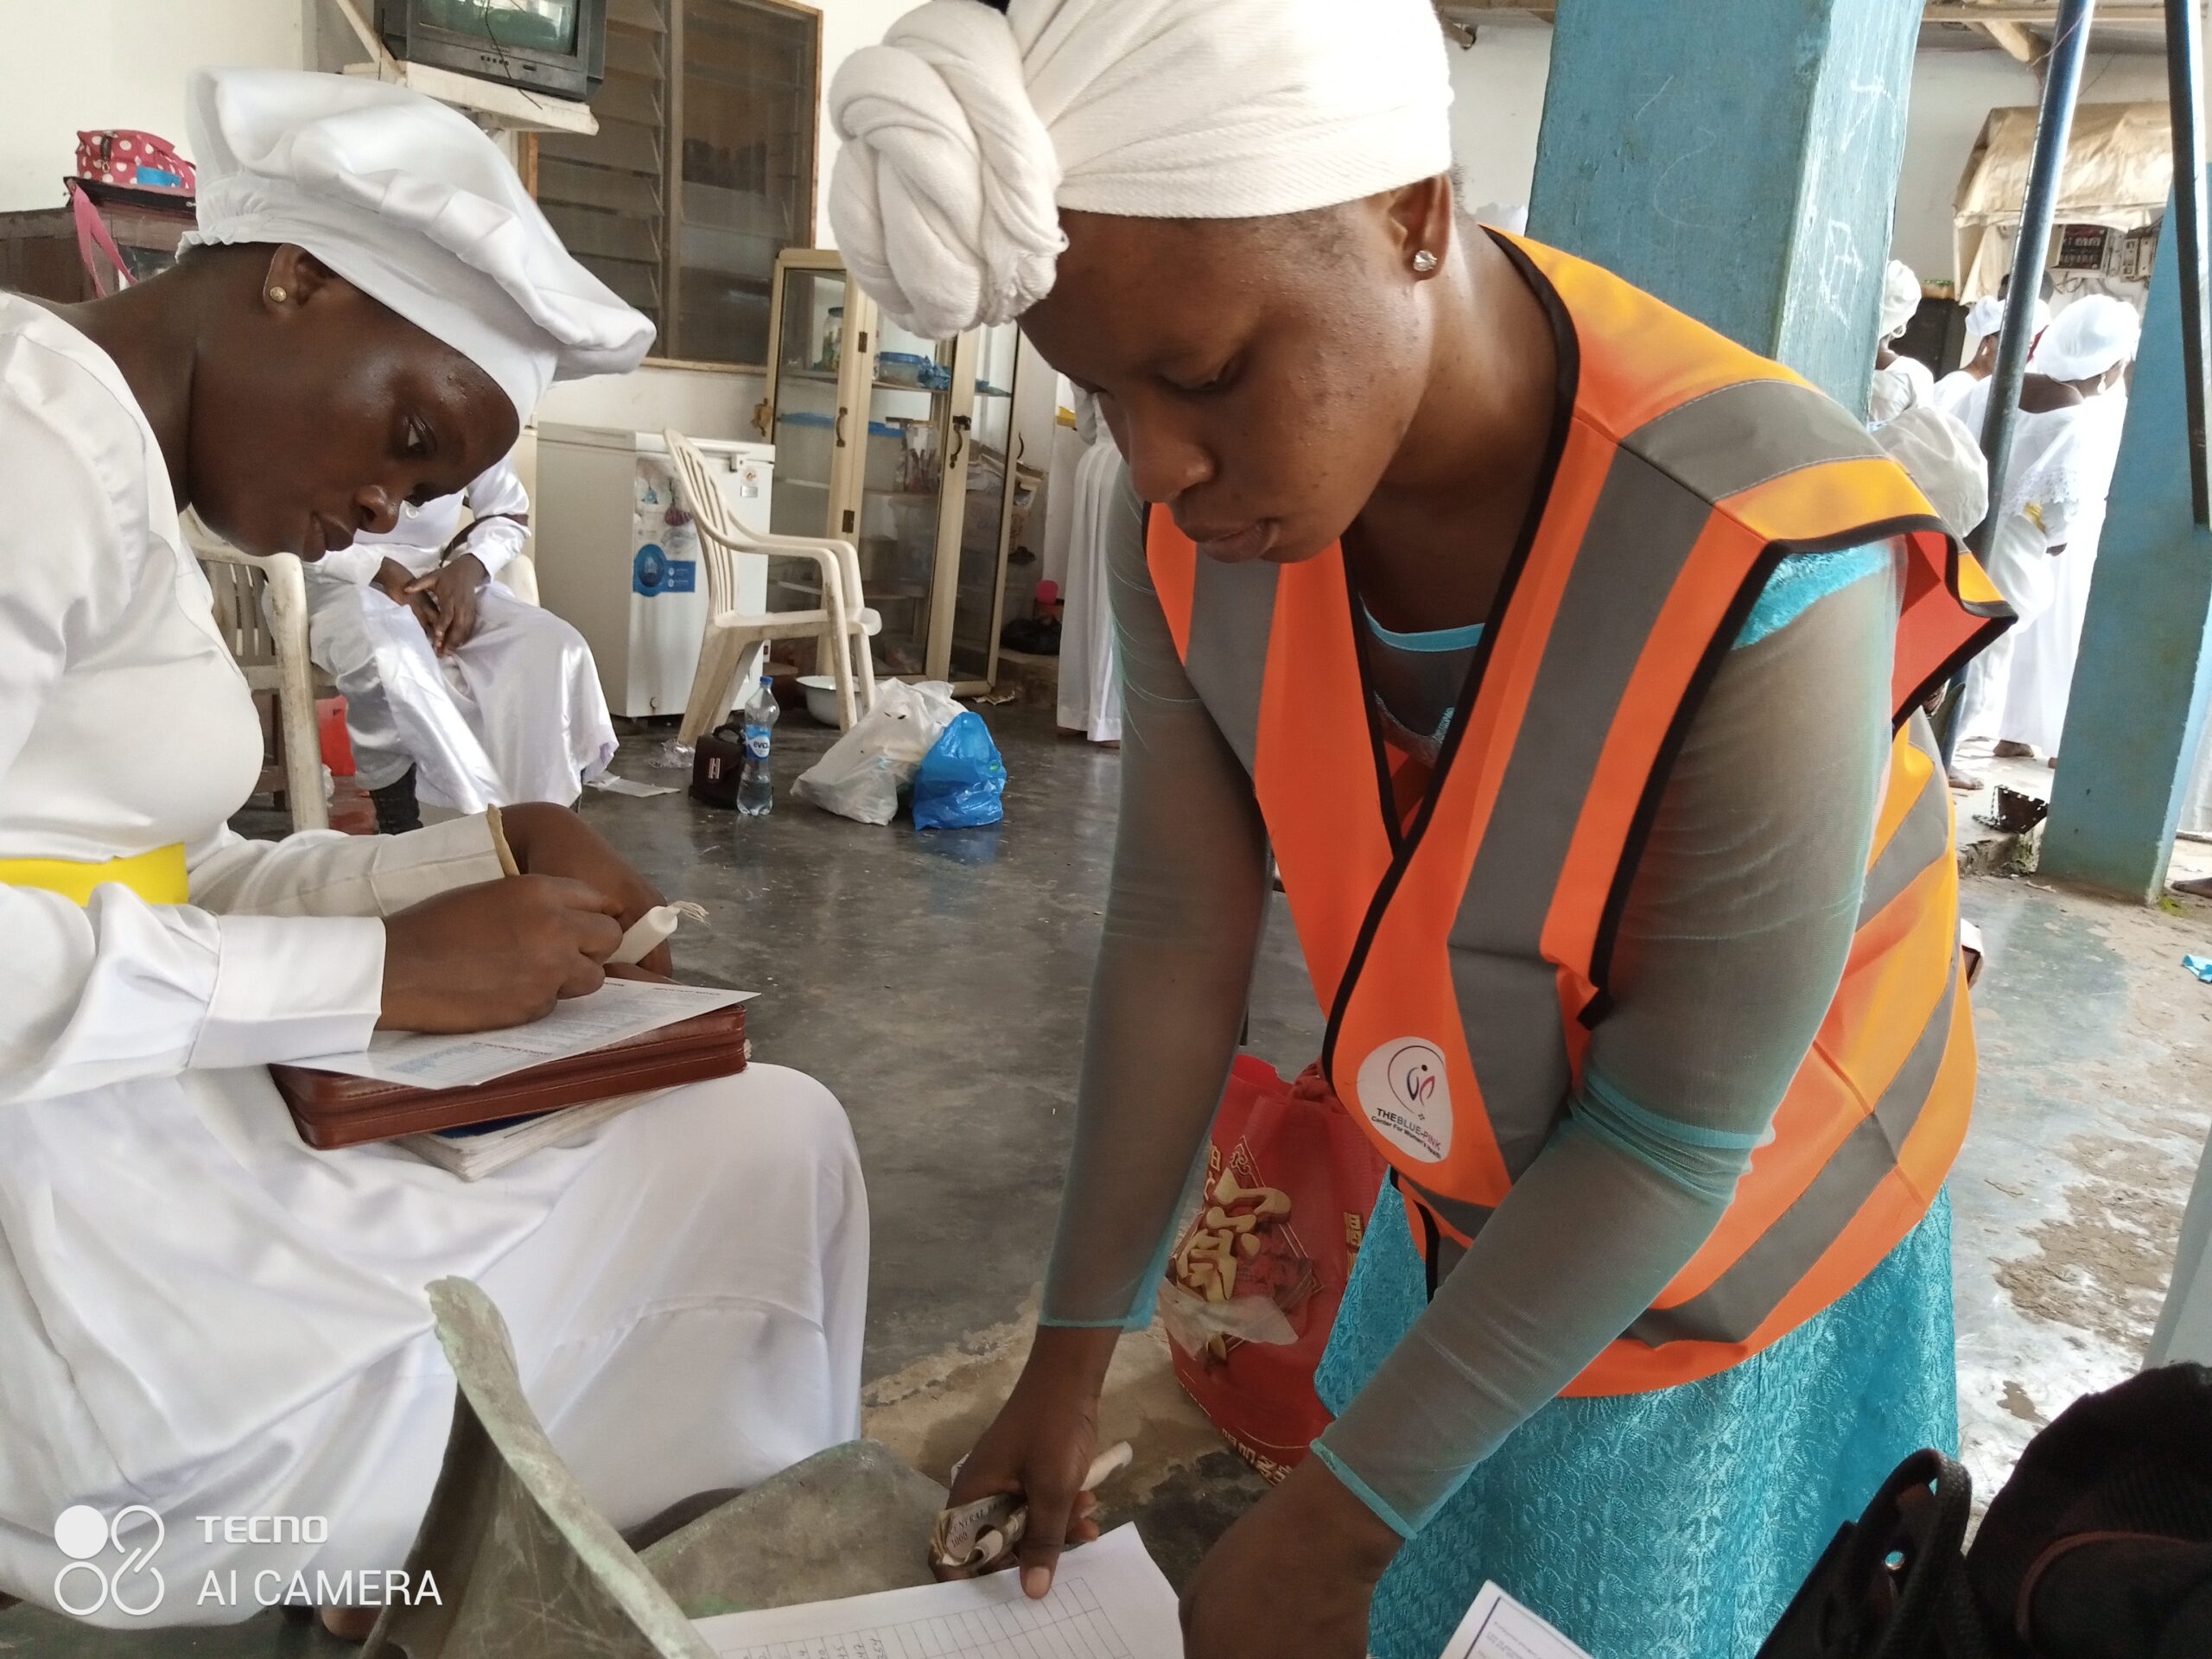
[370,766,423,835]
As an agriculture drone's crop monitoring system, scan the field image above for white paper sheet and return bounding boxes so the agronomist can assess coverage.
[289,980,753,1089]
[1440,1582,1595,1659]
[691,1525,1183,1659]
[587,772,680,797]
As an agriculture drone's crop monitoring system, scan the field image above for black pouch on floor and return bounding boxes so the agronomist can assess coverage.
[1965,1363,2212,1659]
[1759,1365,2212,1659]
[1758,1449,1982,1659]
[690,722,747,808]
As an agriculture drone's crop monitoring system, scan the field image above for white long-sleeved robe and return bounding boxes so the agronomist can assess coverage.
[307,459,617,808]
[0,294,868,1624]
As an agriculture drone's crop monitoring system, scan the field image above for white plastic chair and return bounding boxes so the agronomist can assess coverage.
[662,428,880,744]
[185,518,331,835]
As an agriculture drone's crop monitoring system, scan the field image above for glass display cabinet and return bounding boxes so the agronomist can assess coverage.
[759,247,1029,693]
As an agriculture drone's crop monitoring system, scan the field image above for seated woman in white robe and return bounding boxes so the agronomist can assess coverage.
[308,454,619,830]
[0,68,867,1630]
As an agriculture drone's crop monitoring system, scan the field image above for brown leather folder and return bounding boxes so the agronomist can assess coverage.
[274,1005,748,1151]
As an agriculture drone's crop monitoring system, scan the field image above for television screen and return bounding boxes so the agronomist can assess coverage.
[417,0,580,55]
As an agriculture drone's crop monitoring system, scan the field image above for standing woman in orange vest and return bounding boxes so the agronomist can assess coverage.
[832,3,2006,1656]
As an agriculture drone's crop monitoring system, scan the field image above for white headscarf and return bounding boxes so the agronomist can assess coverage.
[827,0,1455,339]
[1961,293,2051,365]
[1873,404,1989,537]
[183,68,652,418]
[1879,260,1922,341]
[2030,294,2142,384]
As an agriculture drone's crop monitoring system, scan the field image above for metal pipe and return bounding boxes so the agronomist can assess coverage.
[2171,0,2211,524]
[1941,0,2099,769]
[1976,0,2099,558]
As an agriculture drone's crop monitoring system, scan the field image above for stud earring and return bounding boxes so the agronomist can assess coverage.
[1411,250,1440,275]
[267,285,289,302]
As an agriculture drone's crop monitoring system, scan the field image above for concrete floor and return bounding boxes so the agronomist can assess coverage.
[6,703,2209,1653]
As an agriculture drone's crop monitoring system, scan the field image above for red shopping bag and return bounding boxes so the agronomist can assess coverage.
[1163,1056,1388,1483]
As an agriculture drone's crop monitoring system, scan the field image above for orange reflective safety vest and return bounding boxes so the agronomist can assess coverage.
[1146,233,2012,1395]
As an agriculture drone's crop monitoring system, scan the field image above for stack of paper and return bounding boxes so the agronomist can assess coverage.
[691,1525,1183,1658]
[395,1090,676,1180]
[1440,1582,1596,1659]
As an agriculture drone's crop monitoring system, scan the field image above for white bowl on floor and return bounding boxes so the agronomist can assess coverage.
[798,675,842,726]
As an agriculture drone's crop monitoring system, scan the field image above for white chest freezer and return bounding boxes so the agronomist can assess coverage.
[532,424,776,718]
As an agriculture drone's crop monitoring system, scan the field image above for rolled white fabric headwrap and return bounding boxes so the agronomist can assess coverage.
[1879,260,1922,341]
[2030,294,2142,384]
[183,68,652,418]
[1963,293,2051,364]
[829,0,1455,339]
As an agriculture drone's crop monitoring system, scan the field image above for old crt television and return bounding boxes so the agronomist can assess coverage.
[378,0,607,103]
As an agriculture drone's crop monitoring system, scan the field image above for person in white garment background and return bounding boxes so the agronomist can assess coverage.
[0,67,867,1634]
[1934,283,2053,422]
[1050,389,1123,746]
[1946,296,2139,791]
[1867,259,1936,424]
[306,454,618,832]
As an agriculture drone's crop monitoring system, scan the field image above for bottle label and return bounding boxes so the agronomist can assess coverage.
[744,726,772,759]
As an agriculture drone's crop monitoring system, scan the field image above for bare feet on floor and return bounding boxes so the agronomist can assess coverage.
[2175,876,2212,899]
[1948,766,1986,791]
[1993,740,2037,759]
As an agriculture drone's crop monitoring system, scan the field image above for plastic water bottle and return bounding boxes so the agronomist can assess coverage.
[735,677,778,817]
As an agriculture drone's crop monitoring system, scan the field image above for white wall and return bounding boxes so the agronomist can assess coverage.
[1443,19,1553,221]
[1895,48,2171,279]
[0,0,302,213]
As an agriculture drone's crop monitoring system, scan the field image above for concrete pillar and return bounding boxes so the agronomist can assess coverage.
[1526,0,1923,410]
[2039,202,2212,900]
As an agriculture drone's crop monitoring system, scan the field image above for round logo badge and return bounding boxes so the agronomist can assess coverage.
[1354,1039,1453,1164]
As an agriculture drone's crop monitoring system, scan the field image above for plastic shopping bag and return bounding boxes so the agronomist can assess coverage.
[911,712,1008,830]
[1161,1057,1389,1483]
[794,680,960,824]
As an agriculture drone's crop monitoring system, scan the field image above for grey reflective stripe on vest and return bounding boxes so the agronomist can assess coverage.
[1447,380,1891,1179]
[1183,556,1281,772]
[1622,954,1958,1347]
[1628,378,1884,504]
[1446,451,1713,1176]
[1858,715,1951,929]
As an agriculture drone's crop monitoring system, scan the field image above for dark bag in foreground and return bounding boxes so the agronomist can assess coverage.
[690,721,749,808]
[273,1005,747,1149]
[1759,1364,2212,1658]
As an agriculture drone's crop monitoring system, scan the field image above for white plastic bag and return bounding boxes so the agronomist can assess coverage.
[793,679,961,824]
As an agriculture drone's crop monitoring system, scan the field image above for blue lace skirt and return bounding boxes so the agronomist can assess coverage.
[1314,1185,1957,1659]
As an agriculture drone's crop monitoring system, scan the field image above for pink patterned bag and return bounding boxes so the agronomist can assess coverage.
[73,130,194,194]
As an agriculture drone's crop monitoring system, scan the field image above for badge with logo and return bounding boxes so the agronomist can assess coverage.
[1355,1039,1453,1163]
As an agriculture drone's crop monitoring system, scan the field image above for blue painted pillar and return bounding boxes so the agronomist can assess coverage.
[1527,0,1922,410]
[2039,203,2212,899]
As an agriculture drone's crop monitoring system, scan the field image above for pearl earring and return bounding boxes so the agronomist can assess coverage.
[1411,250,1440,275]
[267,285,289,302]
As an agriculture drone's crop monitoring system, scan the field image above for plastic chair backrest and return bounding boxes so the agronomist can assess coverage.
[199,556,280,668]
[360,1279,714,1659]
[662,429,752,619]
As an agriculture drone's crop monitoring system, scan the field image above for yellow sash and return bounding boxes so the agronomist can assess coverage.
[0,844,189,905]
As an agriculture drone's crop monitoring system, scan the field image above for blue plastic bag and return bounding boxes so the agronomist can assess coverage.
[911,711,1007,830]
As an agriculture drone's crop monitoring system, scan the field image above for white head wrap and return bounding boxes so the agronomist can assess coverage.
[2030,294,2143,385]
[1873,404,1990,537]
[828,0,1455,339]
[1962,293,2051,364]
[182,68,652,418]
[1879,260,1922,342]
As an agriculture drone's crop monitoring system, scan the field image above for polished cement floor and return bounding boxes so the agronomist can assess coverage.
[6,705,2207,1653]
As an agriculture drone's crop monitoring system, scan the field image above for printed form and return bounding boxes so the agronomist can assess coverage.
[690,1525,1183,1659]
[289,981,753,1089]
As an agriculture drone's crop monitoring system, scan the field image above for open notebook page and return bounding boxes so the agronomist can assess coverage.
[690,1524,1183,1659]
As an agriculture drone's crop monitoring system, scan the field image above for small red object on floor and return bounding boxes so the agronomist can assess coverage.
[317,696,356,777]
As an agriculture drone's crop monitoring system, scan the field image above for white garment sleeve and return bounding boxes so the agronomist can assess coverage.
[310,543,387,586]
[0,386,503,1104]
[450,457,530,582]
